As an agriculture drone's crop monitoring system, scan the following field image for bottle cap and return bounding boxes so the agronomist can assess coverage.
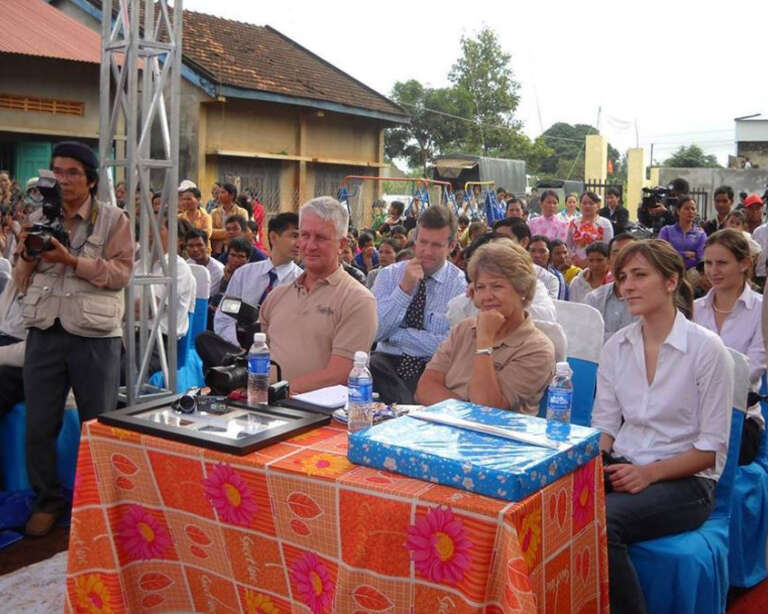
[253,332,266,344]
[354,351,368,364]
[555,361,572,376]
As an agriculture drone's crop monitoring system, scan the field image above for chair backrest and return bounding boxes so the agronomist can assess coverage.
[533,319,567,363]
[714,349,749,516]
[553,300,604,426]
[187,263,210,341]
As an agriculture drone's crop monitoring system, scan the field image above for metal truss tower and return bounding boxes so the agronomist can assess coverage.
[98,0,183,405]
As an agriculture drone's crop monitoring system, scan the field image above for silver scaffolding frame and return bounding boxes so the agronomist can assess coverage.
[98,0,183,405]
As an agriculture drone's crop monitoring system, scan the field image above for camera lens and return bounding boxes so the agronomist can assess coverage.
[174,395,196,414]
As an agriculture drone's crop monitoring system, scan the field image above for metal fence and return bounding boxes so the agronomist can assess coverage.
[689,189,710,220]
[583,179,623,203]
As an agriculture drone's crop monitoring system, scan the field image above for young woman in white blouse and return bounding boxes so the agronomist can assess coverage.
[695,229,765,465]
[591,239,734,614]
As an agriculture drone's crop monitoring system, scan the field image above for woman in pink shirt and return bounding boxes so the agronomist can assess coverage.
[529,189,568,242]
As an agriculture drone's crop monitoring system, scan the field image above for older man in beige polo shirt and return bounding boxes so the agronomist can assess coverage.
[259,196,377,394]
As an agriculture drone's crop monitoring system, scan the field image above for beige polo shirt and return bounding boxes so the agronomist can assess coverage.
[259,266,378,382]
[426,314,555,414]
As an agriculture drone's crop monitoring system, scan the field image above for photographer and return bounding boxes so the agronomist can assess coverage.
[637,178,688,235]
[12,141,134,537]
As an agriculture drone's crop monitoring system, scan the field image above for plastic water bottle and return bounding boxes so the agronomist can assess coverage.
[247,332,270,407]
[546,362,573,441]
[347,351,373,433]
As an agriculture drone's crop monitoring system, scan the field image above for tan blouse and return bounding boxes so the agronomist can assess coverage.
[426,314,555,414]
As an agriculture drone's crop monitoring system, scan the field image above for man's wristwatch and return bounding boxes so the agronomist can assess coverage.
[475,347,493,355]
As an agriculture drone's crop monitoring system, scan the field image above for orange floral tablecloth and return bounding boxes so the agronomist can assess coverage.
[65,420,608,614]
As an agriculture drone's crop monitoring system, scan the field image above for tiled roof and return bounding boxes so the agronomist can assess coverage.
[83,1,407,120]
[0,0,100,64]
[182,14,406,119]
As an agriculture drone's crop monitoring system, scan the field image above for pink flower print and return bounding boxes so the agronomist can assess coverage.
[291,552,335,614]
[203,463,258,526]
[116,505,172,561]
[573,462,595,533]
[404,505,473,584]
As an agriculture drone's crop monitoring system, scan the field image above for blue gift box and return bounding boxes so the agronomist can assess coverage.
[347,399,601,502]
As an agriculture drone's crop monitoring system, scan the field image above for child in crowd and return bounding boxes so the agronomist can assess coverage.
[568,242,611,303]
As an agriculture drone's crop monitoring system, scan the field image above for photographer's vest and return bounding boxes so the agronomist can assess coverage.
[21,198,126,338]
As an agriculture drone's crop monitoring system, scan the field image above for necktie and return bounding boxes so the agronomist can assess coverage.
[258,269,278,307]
[397,278,429,381]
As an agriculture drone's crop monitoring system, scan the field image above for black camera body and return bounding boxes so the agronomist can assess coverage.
[641,186,678,213]
[205,350,288,403]
[24,172,70,257]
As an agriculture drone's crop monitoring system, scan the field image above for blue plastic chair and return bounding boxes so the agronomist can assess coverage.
[0,402,81,492]
[727,373,768,587]
[541,300,603,426]
[628,348,749,614]
[148,263,209,392]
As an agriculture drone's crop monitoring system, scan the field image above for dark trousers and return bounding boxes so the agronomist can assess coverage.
[369,352,426,404]
[605,472,715,614]
[0,334,24,417]
[739,417,763,466]
[195,330,240,375]
[24,322,121,514]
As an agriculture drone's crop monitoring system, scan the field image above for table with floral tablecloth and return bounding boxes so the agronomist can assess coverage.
[65,419,608,613]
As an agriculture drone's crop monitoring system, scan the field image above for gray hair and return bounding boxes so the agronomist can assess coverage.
[299,196,349,239]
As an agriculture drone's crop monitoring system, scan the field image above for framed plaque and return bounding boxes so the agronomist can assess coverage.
[98,395,331,455]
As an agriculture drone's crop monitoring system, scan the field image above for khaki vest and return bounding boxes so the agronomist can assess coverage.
[21,199,127,338]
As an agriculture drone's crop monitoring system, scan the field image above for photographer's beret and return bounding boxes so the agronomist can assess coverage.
[52,141,98,171]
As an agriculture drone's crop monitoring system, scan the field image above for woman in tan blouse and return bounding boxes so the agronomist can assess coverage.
[178,181,213,249]
[415,241,555,414]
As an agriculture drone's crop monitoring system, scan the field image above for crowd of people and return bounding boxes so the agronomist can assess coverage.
[0,141,767,614]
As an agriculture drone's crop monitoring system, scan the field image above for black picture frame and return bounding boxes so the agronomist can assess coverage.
[98,395,331,455]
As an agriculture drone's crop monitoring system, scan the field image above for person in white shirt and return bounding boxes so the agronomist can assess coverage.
[694,229,765,465]
[125,218,196,378]
[569,242,612,304]
[196,213,302,371]
[185,228,224,296]
[591,239,733,614]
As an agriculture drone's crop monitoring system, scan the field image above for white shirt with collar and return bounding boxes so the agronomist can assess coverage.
[694,285,765,428]
[752,223,768,277]
[139,255,196,339]
[592,310,734,481]
[187,256,224,297]
[534,264,559,300]
[213,258,302,346]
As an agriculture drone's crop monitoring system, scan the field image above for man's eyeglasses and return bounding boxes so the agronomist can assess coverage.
[52,168,86,179]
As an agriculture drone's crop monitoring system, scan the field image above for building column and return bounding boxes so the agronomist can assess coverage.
[296,116,307,210]
[584,134,607,183]
[626,148,646,221]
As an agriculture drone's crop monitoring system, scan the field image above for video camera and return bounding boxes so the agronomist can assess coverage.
[641,186,679,213]
[203,296,289,401]
[218,296,260,349]
[24,171,70,256]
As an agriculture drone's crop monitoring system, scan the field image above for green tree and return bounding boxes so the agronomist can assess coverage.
[448,26,521,155]
[384,80,472,172]
[662,144,720,168]
[537,123,621,180]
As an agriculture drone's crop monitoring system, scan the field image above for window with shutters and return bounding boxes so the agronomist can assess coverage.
[0,94,84,116]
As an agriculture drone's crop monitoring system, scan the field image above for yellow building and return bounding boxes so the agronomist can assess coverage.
[3,0,409,226]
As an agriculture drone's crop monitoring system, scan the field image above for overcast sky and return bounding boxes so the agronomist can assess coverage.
[184,0,767,165]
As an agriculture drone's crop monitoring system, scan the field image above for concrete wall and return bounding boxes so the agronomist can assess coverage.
[657,167,768,218]
[735,118,768,142]
[0,55,101,140]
